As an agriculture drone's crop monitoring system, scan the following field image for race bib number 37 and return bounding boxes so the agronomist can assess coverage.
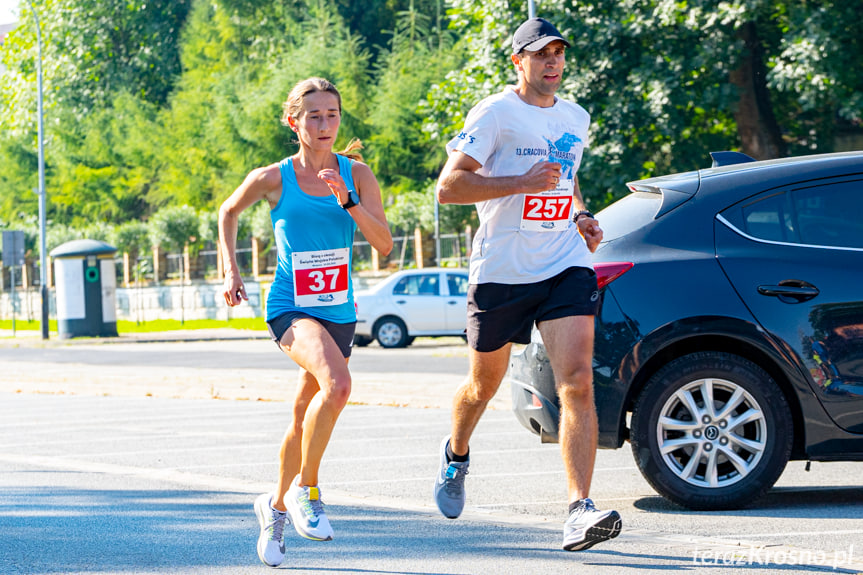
[520,183,574,232]
[292,248,350,307]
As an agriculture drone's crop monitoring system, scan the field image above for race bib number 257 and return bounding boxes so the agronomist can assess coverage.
[520,184,573,232]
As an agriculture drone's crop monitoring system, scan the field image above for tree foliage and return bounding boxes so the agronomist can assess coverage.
[0,0,859,239]
[148,205,199,251]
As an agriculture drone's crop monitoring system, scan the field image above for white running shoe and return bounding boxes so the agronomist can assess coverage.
[562,498,621,551]
[284,475,334,541]
[253,493,287,567]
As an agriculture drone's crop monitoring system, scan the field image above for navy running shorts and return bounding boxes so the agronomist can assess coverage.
[266,311,356,358]
[466,266,600,353]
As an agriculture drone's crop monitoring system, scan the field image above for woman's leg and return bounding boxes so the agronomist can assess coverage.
[273,368,319,512]
[277,317,351,488]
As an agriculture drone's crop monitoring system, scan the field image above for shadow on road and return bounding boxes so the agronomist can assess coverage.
[0,485,663,574]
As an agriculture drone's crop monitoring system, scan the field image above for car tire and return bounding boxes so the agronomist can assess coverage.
[631,351,792,510]
[353,335,373,347]
[373,316,409,348]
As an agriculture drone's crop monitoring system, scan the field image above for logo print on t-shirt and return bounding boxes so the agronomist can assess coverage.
[545,132,582,179]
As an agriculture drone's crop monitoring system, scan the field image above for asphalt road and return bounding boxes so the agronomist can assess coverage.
[1,334,862,574]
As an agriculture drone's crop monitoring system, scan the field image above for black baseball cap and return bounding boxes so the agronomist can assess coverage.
[512,17,571,54]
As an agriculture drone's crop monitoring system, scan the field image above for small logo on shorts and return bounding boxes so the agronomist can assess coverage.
[590,291,599,302]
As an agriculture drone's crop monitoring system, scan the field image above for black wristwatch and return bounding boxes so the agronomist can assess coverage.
[574,210,593,222]
[341,190,360,210]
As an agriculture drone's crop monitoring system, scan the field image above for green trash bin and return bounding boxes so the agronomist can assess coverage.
[50,239,119,338]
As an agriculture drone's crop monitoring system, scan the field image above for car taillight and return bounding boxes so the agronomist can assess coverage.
[595,262,634,290]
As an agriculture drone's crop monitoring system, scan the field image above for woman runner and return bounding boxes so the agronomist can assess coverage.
[218,77,392,567]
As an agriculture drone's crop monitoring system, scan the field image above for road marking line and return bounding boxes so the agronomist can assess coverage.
[714,529,863,538]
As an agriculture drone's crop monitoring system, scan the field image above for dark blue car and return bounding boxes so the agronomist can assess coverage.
[510,151,863,510]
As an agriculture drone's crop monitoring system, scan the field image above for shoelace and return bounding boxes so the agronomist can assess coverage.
[444,463,468,496]
[268,511,287,541]
[299,491,325,520]
[573,498,596,518]
[309,496,325,518]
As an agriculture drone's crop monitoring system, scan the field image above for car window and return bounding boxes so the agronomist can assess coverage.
[793,180,863,249]
[392,274,440,296]
[595,192,663,242]
[727,180,863,249]
[446,274,469,296]
[740,192,796,243]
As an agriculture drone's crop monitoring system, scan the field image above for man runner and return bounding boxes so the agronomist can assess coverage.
[432,17,622,552]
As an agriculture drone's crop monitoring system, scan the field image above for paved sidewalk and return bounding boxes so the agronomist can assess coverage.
[0,329,488,410]
[0,327,268,344]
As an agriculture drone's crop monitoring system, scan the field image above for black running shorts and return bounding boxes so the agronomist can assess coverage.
[266,311,356,358]
[466,266,600,353]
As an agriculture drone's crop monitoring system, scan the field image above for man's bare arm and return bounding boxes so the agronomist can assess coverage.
[436,151,562,205]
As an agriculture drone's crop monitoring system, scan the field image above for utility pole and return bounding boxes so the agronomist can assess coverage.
[528,0,535,18]
[24,0,49,340]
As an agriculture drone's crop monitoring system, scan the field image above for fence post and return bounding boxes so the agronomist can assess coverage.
[371,247,380,272]
[251,236,261,278]
[183,244,191,283]
[153,246,161,285]
[414,227,424,269]
[123,252,131,287]
[465,225,473,259]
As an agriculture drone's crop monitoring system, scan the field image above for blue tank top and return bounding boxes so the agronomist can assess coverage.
[265,154,358,322]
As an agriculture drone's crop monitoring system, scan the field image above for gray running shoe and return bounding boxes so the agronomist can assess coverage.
[284,476,334,541]
[433,436,469,519]
[562,498,621,551]
[254,493,287,567]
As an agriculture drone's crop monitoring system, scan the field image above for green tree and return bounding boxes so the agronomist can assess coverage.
[366,2,461,187]
[148,205,200,254]
[113,220,151,260]
[248,201,274,246]
[0,0,189,228]
[153,0,373,212]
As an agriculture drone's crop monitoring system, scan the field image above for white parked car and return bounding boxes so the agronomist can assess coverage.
[353,268,469,348]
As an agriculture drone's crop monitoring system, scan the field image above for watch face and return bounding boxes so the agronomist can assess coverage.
[342,190,359,209]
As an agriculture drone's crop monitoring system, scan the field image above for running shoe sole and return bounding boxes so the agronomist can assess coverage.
[563,510,622,552]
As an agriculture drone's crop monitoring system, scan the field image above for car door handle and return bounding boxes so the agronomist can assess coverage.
[447,300,459,305]
[757,282,819,303]
[395,300,407,305]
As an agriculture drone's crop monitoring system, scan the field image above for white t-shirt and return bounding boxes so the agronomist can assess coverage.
[446,86,593,285]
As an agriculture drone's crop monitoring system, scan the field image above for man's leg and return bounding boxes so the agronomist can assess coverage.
[435,344,511,518]
[538,315,621,551]
[537,315,596,500]
[450,344,512,456]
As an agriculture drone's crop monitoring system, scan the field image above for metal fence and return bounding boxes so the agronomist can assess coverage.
[0,228,473,298]
[439,232,469,268]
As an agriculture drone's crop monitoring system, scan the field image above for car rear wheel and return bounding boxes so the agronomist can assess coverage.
[631,351,792,510]
[374,316,409,348]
